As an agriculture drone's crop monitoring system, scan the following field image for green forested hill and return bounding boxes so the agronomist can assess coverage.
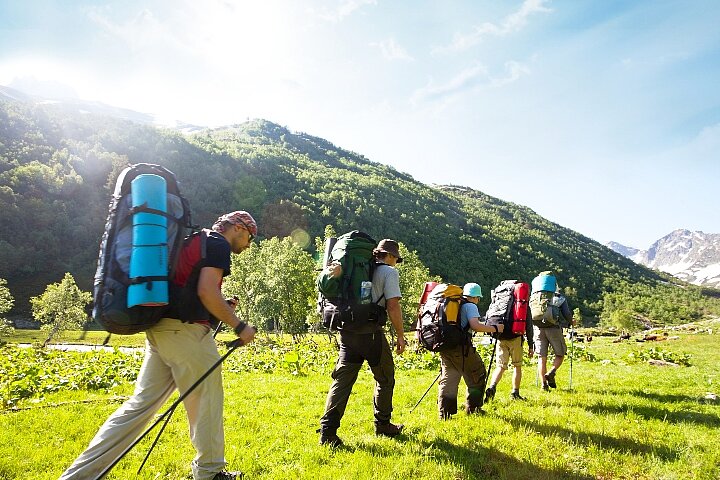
[0,97,705,319]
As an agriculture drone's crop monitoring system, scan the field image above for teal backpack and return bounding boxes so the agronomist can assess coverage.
[317,231,386,331]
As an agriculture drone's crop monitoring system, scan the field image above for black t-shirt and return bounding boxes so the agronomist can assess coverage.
[205,231,232,276]
[167,230,231,322]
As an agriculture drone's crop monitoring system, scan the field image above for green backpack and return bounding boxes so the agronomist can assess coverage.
[530,291,568,328]
[317,231,386,331]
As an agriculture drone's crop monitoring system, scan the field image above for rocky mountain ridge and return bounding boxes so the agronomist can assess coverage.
[608,230,720,288]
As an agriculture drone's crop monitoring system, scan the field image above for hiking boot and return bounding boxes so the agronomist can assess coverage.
[317,428,343,447]
[465,405,486,415]
[375,422,404,437]
[510,391,526,401]
[544,371,557,389]
[439,410,453,420]
[212,471,243,480]
[484,385,496,403]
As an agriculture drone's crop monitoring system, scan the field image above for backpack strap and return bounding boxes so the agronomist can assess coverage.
[129,202,179,221]
[129,275,169,286]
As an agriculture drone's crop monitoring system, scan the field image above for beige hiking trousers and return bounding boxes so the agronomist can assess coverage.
[59,318,226,480]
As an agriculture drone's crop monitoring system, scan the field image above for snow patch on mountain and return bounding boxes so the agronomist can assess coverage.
[608,230,720,288]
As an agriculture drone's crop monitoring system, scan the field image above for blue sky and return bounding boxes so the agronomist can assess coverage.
[1,0,718,248]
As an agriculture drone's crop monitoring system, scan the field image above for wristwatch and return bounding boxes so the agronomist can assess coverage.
[233,321,247,336]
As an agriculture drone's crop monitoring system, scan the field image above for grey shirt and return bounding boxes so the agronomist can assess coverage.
[371,263,401,307]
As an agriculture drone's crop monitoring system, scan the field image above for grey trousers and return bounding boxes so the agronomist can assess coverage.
[320,331,396,431]
[59,319,226,480]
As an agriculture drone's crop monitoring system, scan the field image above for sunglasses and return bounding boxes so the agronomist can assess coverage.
[235,220,255,241]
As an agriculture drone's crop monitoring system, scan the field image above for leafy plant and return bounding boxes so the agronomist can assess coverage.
[0,345,142,408]
[627,347,692,366]
[567,344,597,362]
[0,278,14,340]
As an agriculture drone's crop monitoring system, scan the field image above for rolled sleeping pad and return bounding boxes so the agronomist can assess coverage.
[322,237,338,267]
[531,274,557,294]
[128,174,169,307]
[419,281,439,307]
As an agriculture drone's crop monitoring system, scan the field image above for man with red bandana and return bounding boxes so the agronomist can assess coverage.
[61,211,258,480]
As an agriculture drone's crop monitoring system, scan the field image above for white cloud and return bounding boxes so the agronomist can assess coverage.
[371,37,414,61]
[411,64,487,106]
[316,0,377,23]
[490,61,530,87]
[668,122,720,164]
[411,61,529,105]
[86,7,189,54]
[432,0,551,54]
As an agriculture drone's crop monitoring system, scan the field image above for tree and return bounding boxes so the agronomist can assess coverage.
[573,307,582,328]
[0,278,14,340]
[607,309,642,332]
[225,237,316,337]
[259,237,316,335]
[396,243,441,330]
[223,242,264,329]
[30,273,91,346]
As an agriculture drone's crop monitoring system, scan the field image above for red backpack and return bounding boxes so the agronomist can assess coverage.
[485,280,529,339]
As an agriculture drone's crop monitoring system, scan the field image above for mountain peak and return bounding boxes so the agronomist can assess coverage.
[608,231,720,287]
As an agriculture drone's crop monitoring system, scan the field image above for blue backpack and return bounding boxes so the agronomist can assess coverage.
[93,163,192,334]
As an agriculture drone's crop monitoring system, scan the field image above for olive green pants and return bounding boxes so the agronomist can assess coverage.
[437,343,486,418]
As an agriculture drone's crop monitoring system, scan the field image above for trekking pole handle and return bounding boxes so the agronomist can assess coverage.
[226,326,257,348]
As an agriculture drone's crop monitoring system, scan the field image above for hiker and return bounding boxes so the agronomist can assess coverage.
[318,238,407,447]
[437,283,502,420]
[529,272,574,391]
[60,211,258,480]
[484,302,534,402]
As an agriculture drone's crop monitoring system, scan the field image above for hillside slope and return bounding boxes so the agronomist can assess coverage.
[0,98,664,316]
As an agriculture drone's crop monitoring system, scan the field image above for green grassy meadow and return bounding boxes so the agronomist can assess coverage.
[1,323,719,480]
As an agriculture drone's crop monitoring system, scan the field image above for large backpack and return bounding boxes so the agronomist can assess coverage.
[93,163,192,334]
[529,271,567,328]
[485,280,529,339]
[416,283,469,352]
[165,229,209,322]
[317,230,386,332]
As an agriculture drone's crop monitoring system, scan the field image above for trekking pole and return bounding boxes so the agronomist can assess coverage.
[482,335,498,395]
[98,334,249,479]
[410,371,441,413]
[136,320,228,474]
[569,325,574,391]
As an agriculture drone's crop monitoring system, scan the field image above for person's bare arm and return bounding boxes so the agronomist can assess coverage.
[385,297,406,354]
[468,316,503,334]
[197,266,255,344]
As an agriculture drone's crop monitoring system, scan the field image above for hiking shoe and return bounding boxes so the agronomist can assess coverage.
[510,391,526,401]
[484,385,496,403]
[466,406,486,415]
[375,422,404,437]
[317,428,343,447]
[212,471,243,480]
[545,371,557,389]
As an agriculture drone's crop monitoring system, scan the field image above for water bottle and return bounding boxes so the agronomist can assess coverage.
[359,281,372,304]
